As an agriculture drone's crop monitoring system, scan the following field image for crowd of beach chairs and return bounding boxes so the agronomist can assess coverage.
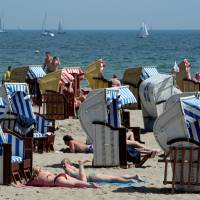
[1,58,200,193]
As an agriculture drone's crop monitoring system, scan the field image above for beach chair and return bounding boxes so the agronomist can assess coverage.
[79,86,151,167]
[139,73,181,131]
[122,66,159,109]
[154,94,200,192]
[10,91,55,153]
[39,69,77,119]
[159,138,200,193]
[85,59,112,89]
[10,66,29,83]
[0,82,29,112]
[0,126,33,185]
[26,65,46,105]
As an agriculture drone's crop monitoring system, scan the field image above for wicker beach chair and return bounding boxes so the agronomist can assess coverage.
[79,86,151,167]
[122,66,159,110]
[39,69,80,119]
[9,91,55,153]
[0,126,33,185]
[85,59,112,89]
[154,94,200,192]
[10,66,29,83]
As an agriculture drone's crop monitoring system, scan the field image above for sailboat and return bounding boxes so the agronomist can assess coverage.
[138,22,149,38]
[0,17,6,33]
[41,13,55,37]
[57,20,65,34]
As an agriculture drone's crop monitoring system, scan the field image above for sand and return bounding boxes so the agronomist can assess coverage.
[0,110,199,200]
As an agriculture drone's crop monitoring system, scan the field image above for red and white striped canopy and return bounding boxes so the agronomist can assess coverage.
[64,67,84,80]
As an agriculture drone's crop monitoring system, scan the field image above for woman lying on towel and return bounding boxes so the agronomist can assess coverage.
[26,166,99,188]
[61,159,142,183]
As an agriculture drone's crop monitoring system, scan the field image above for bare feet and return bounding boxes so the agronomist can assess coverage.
[122,174,143,181]
[78,160,91,165]
[89,182,101,188]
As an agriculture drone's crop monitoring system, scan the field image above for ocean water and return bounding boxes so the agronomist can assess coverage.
[0,30,200,81]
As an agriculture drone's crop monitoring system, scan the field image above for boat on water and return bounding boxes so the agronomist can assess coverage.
[138,22,149,38]
[0,17,6,33]
[57,20,65,34]
[41,13,55,37]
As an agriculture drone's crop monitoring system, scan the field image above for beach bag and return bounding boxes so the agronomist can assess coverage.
[127,147,141,164]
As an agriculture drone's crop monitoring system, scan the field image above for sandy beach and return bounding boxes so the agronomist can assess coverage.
[0,110,199,200]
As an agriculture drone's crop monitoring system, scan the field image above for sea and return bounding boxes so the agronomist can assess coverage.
[0,30,200,84]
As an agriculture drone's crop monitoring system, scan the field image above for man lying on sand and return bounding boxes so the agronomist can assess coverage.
[63,135,93,153]
[61,159,142,183]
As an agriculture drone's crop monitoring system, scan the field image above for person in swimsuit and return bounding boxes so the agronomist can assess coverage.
[26,166,99,188]
[63,135,93,153]
[111,74,121,87]
[61,159,142,183]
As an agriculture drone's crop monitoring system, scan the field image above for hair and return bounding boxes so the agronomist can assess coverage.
[8,66,12,70]
[63,135,74,142]
[53,56,58,60]
[113,74,117,78]
[65,82,70,87]
[61,158,71,165]
[45,51,51,55]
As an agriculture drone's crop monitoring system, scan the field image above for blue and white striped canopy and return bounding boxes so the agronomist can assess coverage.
[5,83,29,96]
[0,97,6,118]
[182,97,200,142]
[140,66,159,81]
[105,86,137,107]
[27,66,46,80]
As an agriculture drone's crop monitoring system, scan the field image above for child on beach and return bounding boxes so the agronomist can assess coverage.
[61,159,142,183]
[63,135,93,153]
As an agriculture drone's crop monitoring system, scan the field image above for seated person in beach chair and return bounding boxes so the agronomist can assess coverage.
[126,129,161,154]
[111,74,121,87]
[61,159,142,183]
[192,72,200,83]
[63,135,93,153]
[26,165,99,188]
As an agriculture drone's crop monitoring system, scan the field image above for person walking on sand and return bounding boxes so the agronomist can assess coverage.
[61,159,142,183]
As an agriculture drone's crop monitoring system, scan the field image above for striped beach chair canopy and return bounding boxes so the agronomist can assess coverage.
[4,82,29,97]
[105,86,137,108]
[27,65,46,80]
[0,97,7,119]
[64,67,85,80]
[61,69,75,84]
[140,66,159,81]
[0,128,24,163]
[181,96,200,142]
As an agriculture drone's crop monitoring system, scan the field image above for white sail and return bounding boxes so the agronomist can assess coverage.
[57,20,65,34]
[139,22,149,38]
[41,13,55,37]
[173,61,179,72]
[0,17,5,33]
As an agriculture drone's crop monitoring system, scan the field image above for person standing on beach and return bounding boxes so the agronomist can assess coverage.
[47,56,60,73]
[2,66,12,83]
[43,51,53,73]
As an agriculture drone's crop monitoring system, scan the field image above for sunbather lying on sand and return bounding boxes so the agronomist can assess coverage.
[63,135,93,153]
[61,159,142,183]
[26,166,99,188]
[126,129,161,154]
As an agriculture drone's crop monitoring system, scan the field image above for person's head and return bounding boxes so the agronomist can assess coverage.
[195,72,200,81]
[61,158,72,166]
[32,166,41,178]
[63,135,74,146]
[45,51,51,56]
[112,74,117,79]
[8,66,12,71]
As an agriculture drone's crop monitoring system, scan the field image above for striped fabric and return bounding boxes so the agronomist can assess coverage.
[61,69,74,84]
[108,99,120,128]
[11,91,35,121]
[11,156,23,163]
[65,67,84,80]
[0,127,6,144]
[0,97,6,118]
[182,97,200,142]
[5,83,29,97]
[105,86,137,107]
[34,114,51,137]
[27,66,46,80]
[140,66,159,81]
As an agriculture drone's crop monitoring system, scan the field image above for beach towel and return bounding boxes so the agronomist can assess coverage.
[95,179,144,187]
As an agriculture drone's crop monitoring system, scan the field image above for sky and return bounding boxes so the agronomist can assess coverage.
[1,0,200,30]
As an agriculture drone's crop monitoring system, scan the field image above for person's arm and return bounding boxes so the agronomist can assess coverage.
[69,141,75,153]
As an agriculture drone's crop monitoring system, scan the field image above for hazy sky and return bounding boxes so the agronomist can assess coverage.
[1,0,200,30]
